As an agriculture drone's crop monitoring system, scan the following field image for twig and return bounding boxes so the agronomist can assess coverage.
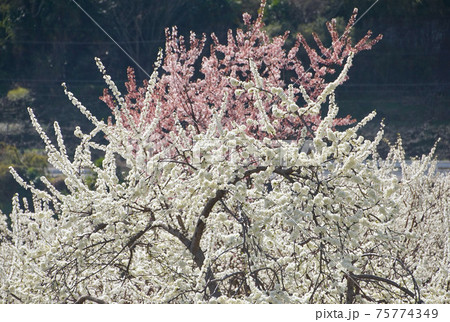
[75,295,107,304]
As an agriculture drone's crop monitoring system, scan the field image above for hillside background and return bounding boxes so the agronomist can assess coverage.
[1,0,449,213]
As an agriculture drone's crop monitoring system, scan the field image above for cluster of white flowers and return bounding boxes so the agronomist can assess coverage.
[0,54,448,304]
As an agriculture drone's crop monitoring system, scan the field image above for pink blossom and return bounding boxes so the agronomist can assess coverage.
[100,0,381,152]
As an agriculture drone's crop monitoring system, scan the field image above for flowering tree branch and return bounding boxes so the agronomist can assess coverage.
[75,295,107,304]
[0,0,448,304]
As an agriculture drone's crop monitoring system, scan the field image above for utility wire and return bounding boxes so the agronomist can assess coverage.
[300,0,381,80]
[70,0,151,78]
[71,0,380,81]
[11,40,164,45]
[2,78,448,87]
[352,0,380,27]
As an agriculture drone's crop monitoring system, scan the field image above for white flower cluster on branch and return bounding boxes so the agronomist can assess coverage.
[0,5,448,304]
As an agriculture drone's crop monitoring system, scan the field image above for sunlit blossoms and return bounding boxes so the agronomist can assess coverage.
[0,1,448,304]
[99,0,381,149]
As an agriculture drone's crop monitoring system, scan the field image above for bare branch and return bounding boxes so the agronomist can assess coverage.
[353,274,416,300]
[75,295,107,304]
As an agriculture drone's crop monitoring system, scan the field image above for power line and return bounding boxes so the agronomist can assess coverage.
[1,78,449,87]
[7,39,449,56]
[9,40,164,45]
[298,0,382,83]
[70,0,151,78]
[0,77,448,85]
[352,0,381,26]
[0,79,127,83]
[71,0,380,81]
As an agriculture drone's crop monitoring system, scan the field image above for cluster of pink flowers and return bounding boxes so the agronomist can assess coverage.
[100,0,381,151]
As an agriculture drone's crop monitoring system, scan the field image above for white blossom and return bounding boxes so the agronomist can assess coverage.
[0,45,448,305]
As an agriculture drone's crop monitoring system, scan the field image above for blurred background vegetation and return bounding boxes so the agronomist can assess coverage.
[0,0,449,213]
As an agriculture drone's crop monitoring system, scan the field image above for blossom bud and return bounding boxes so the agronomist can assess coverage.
[230,78,240,87]
[74,126,83,138]
[288,104,298,112]
[292,182,302,192]
[235,89,245,97]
